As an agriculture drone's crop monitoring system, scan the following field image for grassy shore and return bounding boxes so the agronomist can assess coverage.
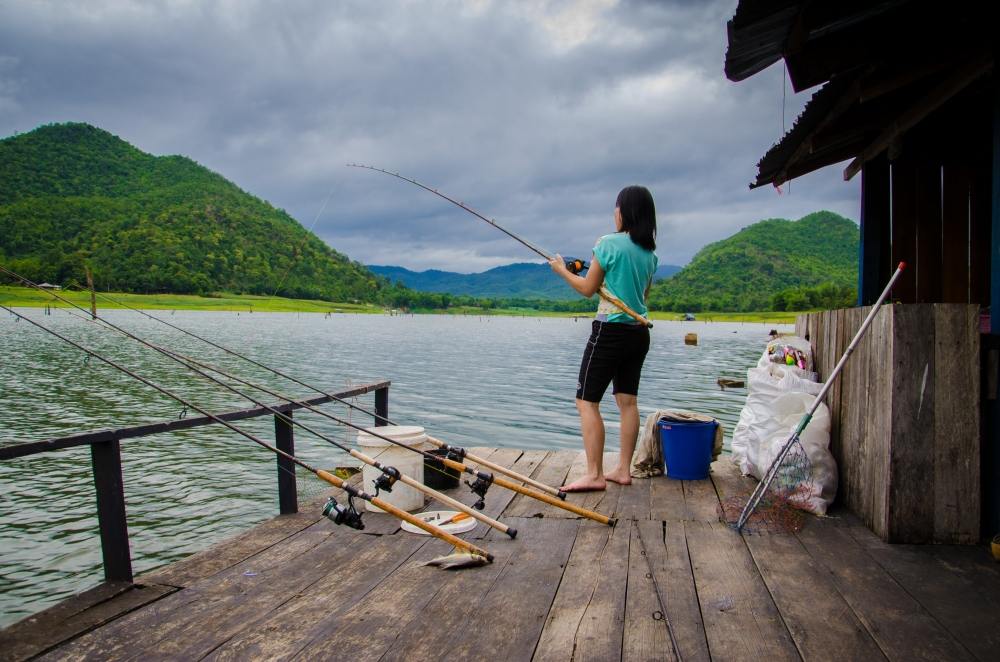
[0,285,801,323]
[0,286,381,313]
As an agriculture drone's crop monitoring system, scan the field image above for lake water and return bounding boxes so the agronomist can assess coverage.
[0,309,790,626]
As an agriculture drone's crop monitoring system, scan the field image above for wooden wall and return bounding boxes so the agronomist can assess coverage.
[795,304,980,543]
[857,87,993,308]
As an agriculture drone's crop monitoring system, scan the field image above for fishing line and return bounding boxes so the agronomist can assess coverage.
[54,291,461,488]
[55,278,568,499]
[1,303,494,560]
[10,268,603,522]
[270,186,335,298]
[347,163,653,327]
[27,283,516,537]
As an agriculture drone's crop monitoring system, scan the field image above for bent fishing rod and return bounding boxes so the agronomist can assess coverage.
[33,268,569,501]
[5,274,516,538]
[347,163,653,328]
[7,268,610,525]
[2,304,494,561]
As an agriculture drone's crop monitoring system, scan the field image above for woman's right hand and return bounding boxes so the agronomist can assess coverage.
[548,254,568,275]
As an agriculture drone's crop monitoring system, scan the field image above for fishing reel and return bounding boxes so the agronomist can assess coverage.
[322,495,365,530]
[372,465,401,496]
[565,258,589,275]
[464,471,494,511]
[445,446,467,462]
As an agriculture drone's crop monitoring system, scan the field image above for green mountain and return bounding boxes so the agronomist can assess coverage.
[649,211,859,312]
[0,122,379,300]
[369,262,684,300]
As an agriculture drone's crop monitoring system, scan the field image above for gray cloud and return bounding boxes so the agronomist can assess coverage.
[0,0,859,273]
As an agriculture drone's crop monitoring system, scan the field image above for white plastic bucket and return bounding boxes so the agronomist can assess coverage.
[356,425,431,513]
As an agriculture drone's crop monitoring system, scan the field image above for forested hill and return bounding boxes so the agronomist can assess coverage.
[0,123,379,299]
[648,211,859,312]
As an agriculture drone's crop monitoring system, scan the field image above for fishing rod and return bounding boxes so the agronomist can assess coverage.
[3,272,516,538]
[735,262,907,532]
[49,272,569,500]
[347,163,653,328]
[1,304,494,562]
[170,344,615,527]
[146,342,518,539]
[6,268,609,525]
[156,343,614,526]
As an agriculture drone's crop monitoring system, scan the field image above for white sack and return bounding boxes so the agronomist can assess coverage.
[731,363,838,516]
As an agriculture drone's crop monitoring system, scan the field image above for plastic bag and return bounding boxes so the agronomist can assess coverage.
[731,356,838,516]
[758,335,816,374]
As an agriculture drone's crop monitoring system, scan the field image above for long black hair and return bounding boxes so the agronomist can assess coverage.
[616,185,656,251]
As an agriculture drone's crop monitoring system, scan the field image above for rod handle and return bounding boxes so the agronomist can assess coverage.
[441,457,611,525]
[599,286,653,328]
[492,475,615,526]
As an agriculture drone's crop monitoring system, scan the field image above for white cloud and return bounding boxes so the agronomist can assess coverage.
[0,0,860,273]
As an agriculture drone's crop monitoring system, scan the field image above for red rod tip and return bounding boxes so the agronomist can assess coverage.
[898,261,907,271]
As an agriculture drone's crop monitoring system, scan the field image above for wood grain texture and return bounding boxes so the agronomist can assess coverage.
[0,582,175,662]
[505,450,577,518]
[745,532,886,660]
[622,523,675,662]
[686,520,798,661]
[637,520,709,662]
[846,523,999,662]
[800,304,980,544]
[11,445,997,662]
[889,304,936,542]
[796,518,971,661]
[932,304,980,543]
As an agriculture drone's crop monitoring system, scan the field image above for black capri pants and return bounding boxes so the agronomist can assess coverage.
[576,320,651,402]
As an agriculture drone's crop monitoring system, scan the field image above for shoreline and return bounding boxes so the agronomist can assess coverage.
[0,285,800,324]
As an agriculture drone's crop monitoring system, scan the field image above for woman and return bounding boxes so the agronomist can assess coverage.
[549,185,658,492]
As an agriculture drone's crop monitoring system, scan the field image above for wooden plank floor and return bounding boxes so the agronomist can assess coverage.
[3,448,999,661]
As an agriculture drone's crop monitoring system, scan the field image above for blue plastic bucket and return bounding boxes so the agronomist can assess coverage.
[658,419,717,480]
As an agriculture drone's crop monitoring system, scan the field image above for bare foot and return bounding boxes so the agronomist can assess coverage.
[560,476,606,492]
[605,467,632,486]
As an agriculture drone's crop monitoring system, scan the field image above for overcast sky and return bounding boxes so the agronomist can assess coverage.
[0,0,860,273]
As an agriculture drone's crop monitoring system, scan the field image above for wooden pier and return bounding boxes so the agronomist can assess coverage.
[3,448,999,661]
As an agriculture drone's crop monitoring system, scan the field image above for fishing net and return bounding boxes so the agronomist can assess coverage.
[718,436,812,534]
[295,385,365,503]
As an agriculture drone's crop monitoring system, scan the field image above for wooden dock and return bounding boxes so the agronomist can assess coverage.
[3,448,999,661]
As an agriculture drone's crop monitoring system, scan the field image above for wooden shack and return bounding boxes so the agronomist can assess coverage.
[725,0,997,543]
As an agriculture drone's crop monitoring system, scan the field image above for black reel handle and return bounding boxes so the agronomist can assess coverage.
[464,471,494,510]
[373,465,401,496]
[565,258,588,274]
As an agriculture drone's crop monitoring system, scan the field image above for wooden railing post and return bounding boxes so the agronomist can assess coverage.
[375,385,389,426]
[90,438,133,583]
[275,411,297,515]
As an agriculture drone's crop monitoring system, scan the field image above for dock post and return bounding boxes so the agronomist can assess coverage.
[90,438,133,583]
[375,385,389,426]
[275,411,298,515]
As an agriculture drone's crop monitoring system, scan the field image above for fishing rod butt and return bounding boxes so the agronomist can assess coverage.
[608,518,618,528]
[506,527,518,539]
[557,490,567,500]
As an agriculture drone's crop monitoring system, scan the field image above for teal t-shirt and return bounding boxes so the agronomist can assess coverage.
[592,232,658,323]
